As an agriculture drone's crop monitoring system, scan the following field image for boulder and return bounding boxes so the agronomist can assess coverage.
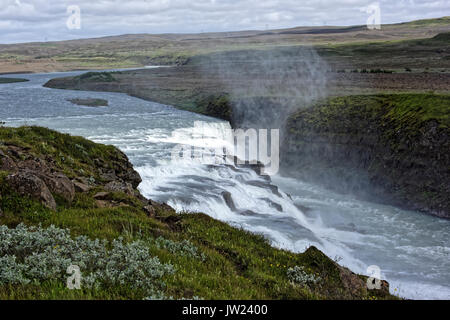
[143,205,156,217]
[0,154,18,172]
[38,172,75,203]
[94,192,110,200]
[73,180,91,193]
[6,171,56,210]
[339,264,390,298]
[123,169,142,189]
[4,145,26,159]
[260,197,283,212]
[222,191,237,212]
[99,169,118,182]
[105,180,134,196]
[18,158,50,173]
[110,152,142,188]
[95,200,112,208]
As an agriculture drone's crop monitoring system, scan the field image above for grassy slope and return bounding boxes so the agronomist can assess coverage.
[0,126,394,300]
[0,126,125,181]
[288,94,449,133]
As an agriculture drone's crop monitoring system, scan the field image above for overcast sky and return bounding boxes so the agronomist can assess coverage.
[0,0,448,43]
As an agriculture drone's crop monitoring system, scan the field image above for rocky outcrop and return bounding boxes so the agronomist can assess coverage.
[38,172,75,203]
[283,94,450,218]
[104,181,135,196]
[0,126,174,224]
[222,191,237,211]
[0,127,142,211]
[93,154,142,189]
[5,171,57,210]
[1,154,74,209]
[73,180,90,193]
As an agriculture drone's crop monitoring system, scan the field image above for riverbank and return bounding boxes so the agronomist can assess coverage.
[0,126,394,299]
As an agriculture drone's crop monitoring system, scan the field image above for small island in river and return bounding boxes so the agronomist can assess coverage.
[0,77,29,84]
[67,98,109,107]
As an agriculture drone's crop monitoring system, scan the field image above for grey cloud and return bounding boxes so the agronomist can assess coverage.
[0,0,448,43]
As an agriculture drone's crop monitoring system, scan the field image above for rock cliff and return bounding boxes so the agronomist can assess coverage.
[283,94,449,218]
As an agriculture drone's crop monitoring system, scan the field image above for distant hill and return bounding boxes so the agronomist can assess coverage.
[0,16,449,74]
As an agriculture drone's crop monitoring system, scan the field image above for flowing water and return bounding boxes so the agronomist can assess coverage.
[0,71,449,300]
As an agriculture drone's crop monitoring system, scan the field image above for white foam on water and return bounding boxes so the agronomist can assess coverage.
[135,121,450,300]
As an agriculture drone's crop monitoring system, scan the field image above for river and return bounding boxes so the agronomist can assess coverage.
[0,70,449,300]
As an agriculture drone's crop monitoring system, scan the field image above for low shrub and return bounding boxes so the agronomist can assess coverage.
[0,224,174,296]
[151,237,206,261]
[287,266,321,286]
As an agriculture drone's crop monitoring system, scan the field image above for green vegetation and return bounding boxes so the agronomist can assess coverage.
[0,77,29,84]
[401,16,450,27]
[0,224,174,299]
[289,93,450,135]
[0,126,126,181]
[382,93,450,130]
[77,72,117,82]
[0,126,394,299]
[194,94,232,121]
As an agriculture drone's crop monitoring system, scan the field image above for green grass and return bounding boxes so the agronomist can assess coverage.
[1,16,449,75]
[401,16,450,27]
[382,93,450,130]
[0,126,126,180]
[287,93,450,159]
[0,199,387,300]
[0,184,355,300]
[289,93,450,133]
[77,72,117,82]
